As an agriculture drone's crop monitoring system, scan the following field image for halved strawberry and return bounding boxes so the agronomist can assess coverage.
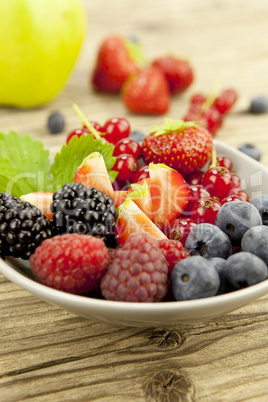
[114,190,127,208]
[74,152,115,199]
[20,192,53,220]
[141,118,213,176]
[126,163,189,228]
[115,198,167,245]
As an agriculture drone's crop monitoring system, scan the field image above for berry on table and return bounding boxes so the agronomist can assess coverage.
[185,223,232,260]
[113,153,138,181]
[249,96,268,114]
[213,89,238,115]
[122,66,170,115]
[30,234,110,294]
[102,117,131,145]
[171,256,220,301]
[50,183,118,242]
[251,195,268,225]
[215,201,262,246]
[0,192,55,260]
[47,111,65,134]
[222,252,268,289]
[113,137,141,159]
[238,143,262,161]
[152,55,194,94]
[100,233,168,302]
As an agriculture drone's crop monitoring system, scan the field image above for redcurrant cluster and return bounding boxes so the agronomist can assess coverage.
[183,89,238,136]
[164,154,250,243]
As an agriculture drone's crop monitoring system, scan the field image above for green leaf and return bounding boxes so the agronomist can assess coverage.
[0,131,50,197]
[50,134,117,192]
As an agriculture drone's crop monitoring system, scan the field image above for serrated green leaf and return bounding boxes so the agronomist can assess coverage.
[0,131,50,197]
[50,134,117,191]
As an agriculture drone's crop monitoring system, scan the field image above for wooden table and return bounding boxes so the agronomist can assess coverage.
[1,1,268,400]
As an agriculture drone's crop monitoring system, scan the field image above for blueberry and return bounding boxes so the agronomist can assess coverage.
[130,130,146,143]
[185,223,232,259]
[249,96,268,114]
[209,257,234,294]
[171,256,220,301]
[241,225,268,265]
[47,111,65,134]
[215,201,262,246]
[238,144,261,161]
[223,252,267,289]
[251,195,268,225]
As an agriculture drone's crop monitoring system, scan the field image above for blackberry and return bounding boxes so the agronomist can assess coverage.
[0,192,55,260]
[50,183,118,242]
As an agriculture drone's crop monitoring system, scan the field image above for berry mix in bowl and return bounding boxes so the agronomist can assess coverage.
[0,109,268,328]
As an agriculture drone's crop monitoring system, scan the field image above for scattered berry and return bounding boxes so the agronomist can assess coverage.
[171,256,220,301]
[215,201,262,246]
[0,192,55,260]
[223,252,267,289]
[152,56,194,94]
[238,143,262,161]
[50,183,118,241]
[158,238,189,274]
[249,96,268,114]
[122,66,170,115]
[102,117,131,145]
[30,234,110,294]
[185,223,232,259]
[47,111,65,134]
[251,195,268,225]
[100,233,168,302]
[213,89,238,114]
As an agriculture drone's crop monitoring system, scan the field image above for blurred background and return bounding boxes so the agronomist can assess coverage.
[0,0,268,163]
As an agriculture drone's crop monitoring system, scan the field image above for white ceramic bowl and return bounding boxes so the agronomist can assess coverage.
[1,140,268,328]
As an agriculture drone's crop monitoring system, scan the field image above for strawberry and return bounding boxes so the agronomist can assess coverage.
[152,56,194,94]
[122,66,170,115]
[141,118,213,177]
[74,152,115,199]
[20,191,53,220]
[114,198,167,245]
[127,163,189,228]
[91,35,143,92]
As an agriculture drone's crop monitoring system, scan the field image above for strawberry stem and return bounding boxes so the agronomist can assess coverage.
[73,103,101,140]
[149,118,199,136]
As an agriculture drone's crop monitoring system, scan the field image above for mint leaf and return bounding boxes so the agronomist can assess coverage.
[0,131,50,197]
[50,134,117,191]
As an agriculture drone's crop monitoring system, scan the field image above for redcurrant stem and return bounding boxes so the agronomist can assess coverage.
[209,147,217,168]
[73,103,101,140]
[201,74,221,111]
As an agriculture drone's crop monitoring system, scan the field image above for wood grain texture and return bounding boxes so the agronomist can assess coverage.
[1,0,268,401]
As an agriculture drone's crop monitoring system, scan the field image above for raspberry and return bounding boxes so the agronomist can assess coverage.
[158,239,189,275]
[100,233,168,302]
[30,234,110,294]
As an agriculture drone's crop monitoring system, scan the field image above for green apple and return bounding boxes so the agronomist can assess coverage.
[0,0,86,108]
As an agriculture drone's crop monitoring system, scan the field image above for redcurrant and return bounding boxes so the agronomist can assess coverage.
[191,197,222,225]
[220,194,242,205]
[203,166,233,198]
[185,171,204,186]
[82,121,104,132]
[213,89,238,115]
[182,185,211,216]
[229,188,250,202]
[113,138,141,159]
[165,217,196,246]
[66,128,90,144]
[102,117,131,145]
[216,155,233,171]
[132,165,150,183]
[113,154,138,181]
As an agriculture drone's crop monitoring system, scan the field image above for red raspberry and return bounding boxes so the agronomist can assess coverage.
[100,233,168,302]
[158,239,189,275]
[30,234,110,295]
